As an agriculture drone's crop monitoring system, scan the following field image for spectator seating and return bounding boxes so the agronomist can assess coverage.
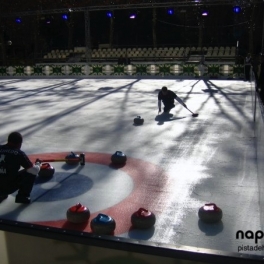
[43,49,73,60]
[43,46,237,63]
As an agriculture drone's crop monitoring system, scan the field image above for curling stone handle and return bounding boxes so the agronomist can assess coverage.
[137,208,151,217]
[205,203,217,208]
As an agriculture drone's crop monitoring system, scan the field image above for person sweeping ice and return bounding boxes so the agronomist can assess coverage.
[158,86,198,117]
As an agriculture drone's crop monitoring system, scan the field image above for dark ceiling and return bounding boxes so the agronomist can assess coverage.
[0,0,263,16]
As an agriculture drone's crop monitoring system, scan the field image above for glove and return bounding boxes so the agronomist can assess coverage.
[35,158,42,166]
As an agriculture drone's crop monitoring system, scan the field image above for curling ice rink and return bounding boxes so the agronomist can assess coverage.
[0,78,260,255]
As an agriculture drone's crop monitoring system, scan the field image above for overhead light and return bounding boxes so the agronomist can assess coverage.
[129,13,137,19]
[62,14,69,20]
[106,11,113,18]
[15,17,22,23]
[167,8,174,15]
[201,9,209,17]
[233,6,241,13]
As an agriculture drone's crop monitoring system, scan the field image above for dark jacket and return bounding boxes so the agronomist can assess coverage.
[158,90,177,105]
[0,144,32,179]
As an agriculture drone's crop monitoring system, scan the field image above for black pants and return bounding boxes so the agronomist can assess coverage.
[164,103,175,113]
[260,88,264,103]
[253,70,259,88]
[259,76,264,103]
[0,170,36,197]
[245,65,251,81]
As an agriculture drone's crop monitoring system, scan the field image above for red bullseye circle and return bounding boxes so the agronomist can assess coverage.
[29,152,171,235]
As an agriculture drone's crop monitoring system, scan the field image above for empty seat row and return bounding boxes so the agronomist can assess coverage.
[44,54,69,59]
[43,46,237,60]
[50,49,74,54]
[205,49,236,57]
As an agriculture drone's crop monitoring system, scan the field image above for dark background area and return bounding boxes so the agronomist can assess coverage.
[0,1,263,64]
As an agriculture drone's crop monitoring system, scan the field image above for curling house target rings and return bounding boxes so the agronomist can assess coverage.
[28,152,171,235]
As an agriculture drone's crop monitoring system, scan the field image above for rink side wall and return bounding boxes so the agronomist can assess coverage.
[0,63,244,78]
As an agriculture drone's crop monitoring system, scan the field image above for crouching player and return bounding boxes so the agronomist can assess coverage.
[0,132,40,204]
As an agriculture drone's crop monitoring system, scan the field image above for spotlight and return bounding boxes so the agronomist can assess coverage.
[201,9,209,17]
[106,11,113,18]
[62,14,69,20]
[129,13,137,19]
[15,17,22,23]
[233,6,241,13]
[167,8,174,15]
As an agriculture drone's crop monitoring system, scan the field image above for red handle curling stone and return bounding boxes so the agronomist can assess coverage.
[131,208,156,229]
[198,203,223,223]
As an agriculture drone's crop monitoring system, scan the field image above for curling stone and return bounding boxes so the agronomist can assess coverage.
[198,203,223,224]
[90,213,116,235]
[65,152,80,165]
[134,116,144,125]
[38,163,55,178]
[66,203,90,224]
[131,208,156,229]
[111,151,127,164]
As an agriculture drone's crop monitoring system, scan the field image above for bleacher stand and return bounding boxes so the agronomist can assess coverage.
[42,46,237,64]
